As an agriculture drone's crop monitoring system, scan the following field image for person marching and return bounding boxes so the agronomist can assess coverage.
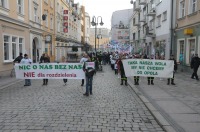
[63,58,68,86]
[80,53,89,86]
[191,54,200,80]
[40,53,50,85]
[83,57,95,96]
[119,55,128,86]
[134,55,140,85]
[21,54,32,86]
[144,55,154,85]
[167,55,177,85]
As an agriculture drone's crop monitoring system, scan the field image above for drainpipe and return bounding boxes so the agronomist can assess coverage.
[170,0,174,56]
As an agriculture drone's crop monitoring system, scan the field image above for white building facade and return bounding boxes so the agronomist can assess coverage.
[130,0,174,59]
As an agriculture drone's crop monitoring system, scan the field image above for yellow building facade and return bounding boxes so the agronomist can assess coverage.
[0,0,30,76]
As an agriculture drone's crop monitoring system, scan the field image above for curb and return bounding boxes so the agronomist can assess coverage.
[0,80,23,90]
[128,78,176,132]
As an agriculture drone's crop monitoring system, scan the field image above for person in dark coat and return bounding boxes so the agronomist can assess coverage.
[167,55,177,85]
[13,53,23,63]
[40,53,50,85]
[119,55,128,86]
[143,55,154,85]
[191,54,200,80]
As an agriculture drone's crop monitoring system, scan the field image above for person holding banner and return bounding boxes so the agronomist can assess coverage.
[21,54,32,86]
[80,53,88,86]
[167,55,177,85]
[144,55,155,85]
[119,55,128,86]
[83,57,95,96]
[40,53,50,85]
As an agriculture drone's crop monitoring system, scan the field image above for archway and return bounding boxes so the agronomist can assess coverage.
[32,37,39,63]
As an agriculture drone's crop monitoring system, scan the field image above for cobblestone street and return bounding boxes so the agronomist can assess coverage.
[0,65,164,132]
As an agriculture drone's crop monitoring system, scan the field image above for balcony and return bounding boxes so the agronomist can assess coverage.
[146,27,155,38]
[147,3,156,16]
[133,17,140,27]
[139,0,147,5]
[134,0,141,11]
[140,14,146,22]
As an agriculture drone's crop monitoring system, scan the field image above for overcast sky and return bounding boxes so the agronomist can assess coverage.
[74,0,133,29]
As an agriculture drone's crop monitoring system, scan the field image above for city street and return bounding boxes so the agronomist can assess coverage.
[0,65,164,132]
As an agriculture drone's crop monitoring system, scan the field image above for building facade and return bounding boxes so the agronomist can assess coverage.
[175,0,200,71]
[0,0,89,76]
[90,28,110,51]
[111,9,132,45]
[0,0,30,76]
[130,0,175,59]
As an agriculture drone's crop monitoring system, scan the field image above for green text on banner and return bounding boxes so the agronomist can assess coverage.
[122,59,174,78]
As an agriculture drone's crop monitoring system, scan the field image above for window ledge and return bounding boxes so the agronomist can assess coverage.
[3,61,13,64]
[187,11,198,17]
[17,13,25,17]
[162,19,167,22]
[0,6,10,12]
[177,16,186,21]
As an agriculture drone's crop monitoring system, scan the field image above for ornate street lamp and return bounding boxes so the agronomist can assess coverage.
[91,16,104,56]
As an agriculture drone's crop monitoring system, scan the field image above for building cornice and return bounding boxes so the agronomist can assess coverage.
[0,14,29,28]
[176,22,200,31]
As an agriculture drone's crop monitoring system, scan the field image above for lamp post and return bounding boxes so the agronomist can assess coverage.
[97,34,102,51]
[91,16,104,56]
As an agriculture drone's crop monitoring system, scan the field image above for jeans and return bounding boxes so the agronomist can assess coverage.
[86,76,93,94]
[25,79,31,85]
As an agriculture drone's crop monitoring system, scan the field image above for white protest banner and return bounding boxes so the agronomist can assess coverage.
[122,59,174,78]
[15,63,85,79]
[85,62,95,69]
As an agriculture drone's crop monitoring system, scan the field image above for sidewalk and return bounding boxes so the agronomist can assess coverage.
[128,71,200,132]
[0,76,22,90]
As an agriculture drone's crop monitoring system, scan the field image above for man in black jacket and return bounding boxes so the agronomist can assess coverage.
[40,53,50,85]
[167,55,178,85]
[13,53,23,63]
[191,54,200,80]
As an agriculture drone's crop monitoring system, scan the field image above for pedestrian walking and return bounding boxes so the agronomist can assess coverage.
[40,53,50,85]
[83,57,95,96]
[21,54,32,86]
[167,55,177,85]
[63,58,68,86]
[119,55,128,86]
[144,55,154,85]
[191,54,200,80]
[80,53,89,86]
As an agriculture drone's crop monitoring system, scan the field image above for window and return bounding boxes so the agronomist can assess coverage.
[179,0,185,18]
[44,11,48,27]
[50,16,53,29]
[189,0,197,14]
[57,21,60,32]
[163,11,167,21]
[12,37,17,60]
[57,3,59,13]
[17,0,24,15]
[157,15,161,27]
[34,7,38,22]
[149,20,154,30]
[50,0,53,8]
[4,36,10,61]
[19,38,23,54]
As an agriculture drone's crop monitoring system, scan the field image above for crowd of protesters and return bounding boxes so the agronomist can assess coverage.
[13,51,200,97]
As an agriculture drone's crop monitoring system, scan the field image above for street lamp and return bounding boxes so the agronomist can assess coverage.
[97,34,102,51]
[91,16,104,56]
